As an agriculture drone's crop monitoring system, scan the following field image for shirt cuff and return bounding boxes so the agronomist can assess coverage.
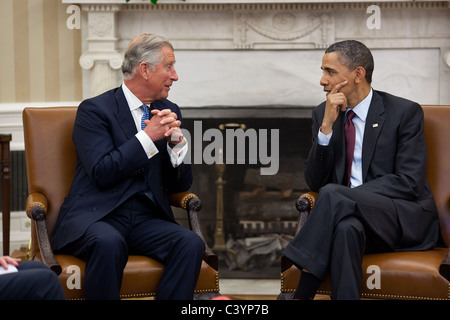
[318,127,332,146]
[167,138,188,168]
[136,130,159,159]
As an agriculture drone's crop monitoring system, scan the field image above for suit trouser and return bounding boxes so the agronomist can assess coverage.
[60,193,205,300]
[0,260,65,300]
[282,184,400,299]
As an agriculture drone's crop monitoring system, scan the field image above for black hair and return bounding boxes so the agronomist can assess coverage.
[325,40,374,84]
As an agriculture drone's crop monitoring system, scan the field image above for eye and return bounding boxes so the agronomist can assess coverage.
[166,63,175,71]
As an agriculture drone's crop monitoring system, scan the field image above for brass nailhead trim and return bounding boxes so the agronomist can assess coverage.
[303,194,315,210]
[119,272,220,299]
[280,273,450,300]
[182,194,196,209]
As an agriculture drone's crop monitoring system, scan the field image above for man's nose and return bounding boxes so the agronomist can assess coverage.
[171,67,179,81]
[320,74,327,86]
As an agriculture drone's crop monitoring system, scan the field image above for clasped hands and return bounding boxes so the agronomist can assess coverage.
[143,109,184,145]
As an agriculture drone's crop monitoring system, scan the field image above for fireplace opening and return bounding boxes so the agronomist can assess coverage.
[175,114,313,279]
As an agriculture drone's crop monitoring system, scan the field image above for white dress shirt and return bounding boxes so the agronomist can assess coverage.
[122,82,188,167]
[318,89,373,188]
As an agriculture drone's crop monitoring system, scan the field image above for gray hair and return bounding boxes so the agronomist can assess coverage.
[122,34,174,80]
[325,40,374,84]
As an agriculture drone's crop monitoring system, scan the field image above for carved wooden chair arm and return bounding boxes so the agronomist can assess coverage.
[168,191,198,210]
[281,191,317,272]
[168,192,218,271]
[294,192,317,235]
[25,192,62,275]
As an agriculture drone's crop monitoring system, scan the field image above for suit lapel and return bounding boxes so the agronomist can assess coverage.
[114,86,138,139]
[362,90,385,182]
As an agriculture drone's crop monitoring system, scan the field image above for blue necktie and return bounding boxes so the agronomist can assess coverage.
[140,105,153,196]
[141,104,149,130]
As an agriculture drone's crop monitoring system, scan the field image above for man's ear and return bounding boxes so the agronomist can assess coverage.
[354,66,366,84]
[138,62,151,81]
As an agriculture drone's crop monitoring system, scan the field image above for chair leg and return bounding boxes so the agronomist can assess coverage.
[277,292,294,300]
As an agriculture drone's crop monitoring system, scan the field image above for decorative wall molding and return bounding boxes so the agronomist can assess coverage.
[79,51,123,70]
[445,50,450,68]
[86,1,449,12]
[233,11,334,49]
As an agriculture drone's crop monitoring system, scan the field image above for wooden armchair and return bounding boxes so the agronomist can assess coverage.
[279,105,450,300]
[23,107,220,300]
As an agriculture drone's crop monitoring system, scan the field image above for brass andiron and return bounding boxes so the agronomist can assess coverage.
[212,123,247,271]
[213,161,227,251]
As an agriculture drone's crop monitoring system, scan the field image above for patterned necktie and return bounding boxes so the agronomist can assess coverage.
[141,104,149,130]
[344,110,356,187]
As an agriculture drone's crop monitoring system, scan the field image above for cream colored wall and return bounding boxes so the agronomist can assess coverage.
[0,0,82,103]
[0,0,83,255]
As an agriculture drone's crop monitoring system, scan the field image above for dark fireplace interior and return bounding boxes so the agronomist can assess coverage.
[177,107,314,278]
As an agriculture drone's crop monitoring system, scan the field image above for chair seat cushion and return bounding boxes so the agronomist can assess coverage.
[55,254,219,299]
[281,247,449,300]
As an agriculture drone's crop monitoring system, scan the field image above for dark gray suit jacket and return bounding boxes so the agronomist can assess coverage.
[305,90,439,251]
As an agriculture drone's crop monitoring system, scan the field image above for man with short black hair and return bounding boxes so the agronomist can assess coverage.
[282,40,439,299]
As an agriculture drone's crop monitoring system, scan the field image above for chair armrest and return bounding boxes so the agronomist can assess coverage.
[168,192,218,271]
[439,247,450,281]
[25,191,47,219]
[439,196,450,281]
[281,192,317,272]
[168,191,198,210]
[294,192,317,235]
[25,192,62,275]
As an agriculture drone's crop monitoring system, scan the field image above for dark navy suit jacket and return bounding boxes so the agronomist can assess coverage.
[51,86,192,251]
[305,90,439,251]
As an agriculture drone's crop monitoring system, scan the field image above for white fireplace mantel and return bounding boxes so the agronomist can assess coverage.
[64,0,449,107]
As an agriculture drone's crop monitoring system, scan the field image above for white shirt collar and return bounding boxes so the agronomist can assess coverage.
[347,88,373,122]
[122,82,146,111]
